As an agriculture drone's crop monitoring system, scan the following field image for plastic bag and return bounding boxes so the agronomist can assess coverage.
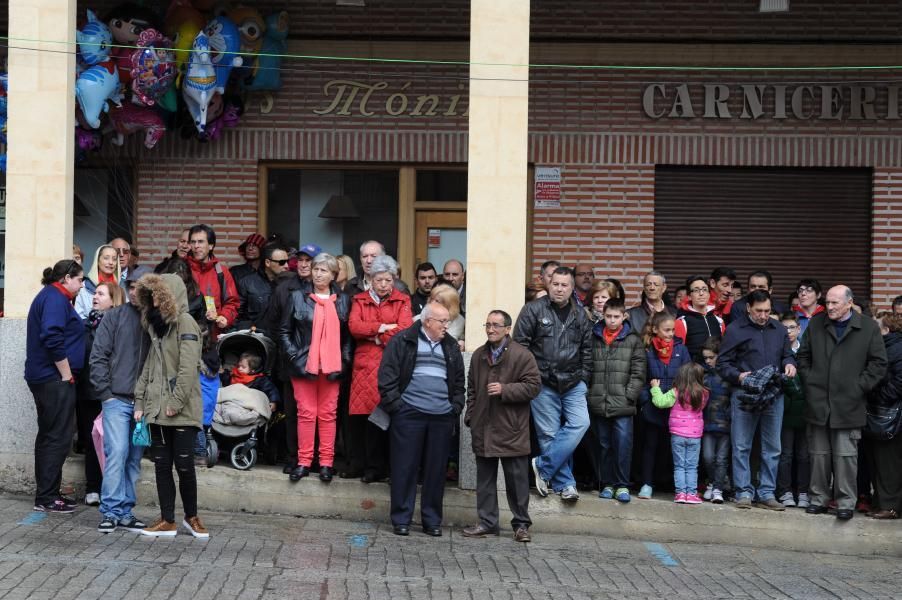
[132,417,151,447]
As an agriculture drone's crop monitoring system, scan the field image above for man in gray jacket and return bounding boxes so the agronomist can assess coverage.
[90,271,150,533]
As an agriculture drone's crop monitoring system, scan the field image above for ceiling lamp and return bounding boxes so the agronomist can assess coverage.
[759,0,789,12]
[319,194,360,219]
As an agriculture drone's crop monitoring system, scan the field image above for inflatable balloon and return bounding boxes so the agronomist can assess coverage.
[76,61,122,129]
[204,16,243,94]
[129,29,177,106]
[106,3,162,85]
[245,11,288,91]
[75,126,103,151]
[164,0,205,38]
[228,6,265,57]
[182,31,216,133]
[107,103,166,149]
[201,94,242,141]
[76,10,112,66]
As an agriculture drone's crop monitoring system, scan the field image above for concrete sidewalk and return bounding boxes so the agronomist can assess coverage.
[45,455,900,558]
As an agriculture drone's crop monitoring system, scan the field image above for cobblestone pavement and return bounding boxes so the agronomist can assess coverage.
[0,494,900,599]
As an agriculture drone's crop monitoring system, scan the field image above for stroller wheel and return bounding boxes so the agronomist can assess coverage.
[231,443,257,471]
[206,437,218,468]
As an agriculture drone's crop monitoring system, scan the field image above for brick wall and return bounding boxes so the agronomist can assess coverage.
[873,169,902,307]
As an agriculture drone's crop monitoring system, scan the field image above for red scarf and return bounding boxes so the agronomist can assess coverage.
[305,293,342,376]
[97,271,117,284]
[795,304,825,319]
[230,368,262,386]
[652,337,674,365]
[602,326,622,346]
[52,282,76,301]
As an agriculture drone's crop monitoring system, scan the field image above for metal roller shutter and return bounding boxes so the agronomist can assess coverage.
[654,166,872,307]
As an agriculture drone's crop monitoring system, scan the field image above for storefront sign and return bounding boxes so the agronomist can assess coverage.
[314,80,468,118]
[534,167,562,209]
[428,228,441,248]
[642,83,902,121]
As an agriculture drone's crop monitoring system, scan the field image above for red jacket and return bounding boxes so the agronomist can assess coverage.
[347,289,413,415]
[187,255,240,336]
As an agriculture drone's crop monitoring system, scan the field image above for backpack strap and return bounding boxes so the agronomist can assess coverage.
[215,262,227,307]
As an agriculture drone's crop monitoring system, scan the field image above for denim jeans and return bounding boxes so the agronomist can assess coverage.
[777,426,810,496]
[702,432,730,491]
[531,382,590,493]
[671,435,701,495]
[591,415,633,488]
[731,391,784,501]
[99,399,144,521]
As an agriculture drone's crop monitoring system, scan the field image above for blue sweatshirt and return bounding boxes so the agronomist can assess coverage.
[25,285,86,384]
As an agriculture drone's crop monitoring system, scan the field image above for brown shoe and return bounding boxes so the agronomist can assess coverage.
[871,509,899,520]
[514,527,531,543]
[141,518,178,537]
[462,524,500,538]
[757,498,786,511]
[183,516,210,539]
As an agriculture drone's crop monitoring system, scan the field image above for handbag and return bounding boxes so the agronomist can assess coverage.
[865,402,902,440]
[132,417,152,447]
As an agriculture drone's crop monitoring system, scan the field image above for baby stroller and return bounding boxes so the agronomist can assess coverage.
[210,328,277,470]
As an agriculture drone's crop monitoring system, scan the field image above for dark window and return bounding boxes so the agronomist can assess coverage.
[416,170,467,202]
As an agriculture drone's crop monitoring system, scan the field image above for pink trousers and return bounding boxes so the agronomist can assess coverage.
[291,375,340,467]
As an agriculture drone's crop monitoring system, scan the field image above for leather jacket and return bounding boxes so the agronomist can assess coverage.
[512,296,593,393]
[279,283,353,380]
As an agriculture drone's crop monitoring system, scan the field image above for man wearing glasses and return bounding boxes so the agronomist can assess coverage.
[236,243,290,332]
[463,311,541,542]
[572,264,595,307]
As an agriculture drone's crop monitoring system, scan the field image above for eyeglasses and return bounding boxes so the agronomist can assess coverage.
[784,324,799,330]
[575,271,593,277]
[427,318,452,326]
[798,286,816,294]
[270,259,290,266]
[690,287,708,294]
[484,323,509,330]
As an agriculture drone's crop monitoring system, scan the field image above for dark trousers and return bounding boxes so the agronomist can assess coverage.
[777,426,810,496]
[591,415,633,489]
[475,455,531,531]
[75,391,102,494]
[348,415,389,476]
[389,404,455,528]
[870,435,902,512]
[282,377,298,465]
[640,422,669,487]
[702,432,731,492]
[150,424,199,523]
[29,380,77,506]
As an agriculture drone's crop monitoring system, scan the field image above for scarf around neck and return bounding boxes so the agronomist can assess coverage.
[52,282,76,302]
[230,367,262,386]
[652,337,674,365]
[305,293,342,376]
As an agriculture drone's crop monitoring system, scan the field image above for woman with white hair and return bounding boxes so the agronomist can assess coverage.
[345,255,413,482]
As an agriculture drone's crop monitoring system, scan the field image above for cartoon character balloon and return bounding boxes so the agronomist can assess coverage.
[76,61,122,129]
[106,3,161,85]
[107,103,166,149]
[182,31,216,133]
[228,6,265,58]
[129,29,176,106]
[204,16,243,94]
[76,10,112,66]
[245,11,288,91]
[164,0,205,80]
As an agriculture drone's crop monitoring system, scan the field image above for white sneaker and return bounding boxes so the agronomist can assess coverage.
[796,492,810,509]
[531,457,549,497]
[560,485,579,503]
[712,489,724,504]
[703,483,713,501]
[85,492,100,506]
[779,491,796,507]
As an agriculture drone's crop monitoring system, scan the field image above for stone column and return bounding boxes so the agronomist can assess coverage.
[459,0,530,490]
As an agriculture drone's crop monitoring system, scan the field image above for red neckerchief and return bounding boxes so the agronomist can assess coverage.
[652,337,674,365]
[795,304,825,319]
[230,368,262,386]
[603,326,623,346]
[51,282,76,301]
[97,272,117,284]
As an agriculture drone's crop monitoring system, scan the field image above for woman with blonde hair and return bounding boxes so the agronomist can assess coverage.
[417,283,465,343]
[586,280,620,324]
[75,244,121,320]
[336,255,357,289]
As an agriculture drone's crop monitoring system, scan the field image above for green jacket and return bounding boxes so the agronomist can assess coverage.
[134,273,203,428]
[797,311,887,429]
[587,321,646,418]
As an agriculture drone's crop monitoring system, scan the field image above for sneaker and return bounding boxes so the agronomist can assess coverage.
[757,498,786,511]
[674,492,687,503]
[97,517,117,533]
[615,488,631,503]
[712,489,724,504]
[58,495,78,508]
[736,497,753,509]
[183,516,210,539]
[34,499,75,514]
[560,486,580,503]
[779,491,796,508]
[118,516,147,532]
[599,486,614,499]
[531,457,549,498]
[702,483,713,501]
[796,492,810,509]
[141,518,178,537]
[85,493,100,506]
[637,484,653,499]
[684,493,703,505]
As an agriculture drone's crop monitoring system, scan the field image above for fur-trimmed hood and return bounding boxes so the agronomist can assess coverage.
[135,273,189,327]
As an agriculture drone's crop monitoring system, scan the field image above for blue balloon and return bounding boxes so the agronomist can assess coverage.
[76,62,121,129]
[204,16,243,94]
[76,10,112,66]
[246,11,288,91]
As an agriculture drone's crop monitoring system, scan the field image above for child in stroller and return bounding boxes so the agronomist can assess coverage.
[210,329,280,469]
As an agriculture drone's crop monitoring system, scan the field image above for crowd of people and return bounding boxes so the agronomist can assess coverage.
[23,226,902,543]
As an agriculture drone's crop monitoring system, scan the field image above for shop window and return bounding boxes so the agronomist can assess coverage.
[415,170,467,202]
[266,168,399,260]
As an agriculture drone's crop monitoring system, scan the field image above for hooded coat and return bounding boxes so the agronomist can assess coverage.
[587,320,646,418]
[133,273,203,428]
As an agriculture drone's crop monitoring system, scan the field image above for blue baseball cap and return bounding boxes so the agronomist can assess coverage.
[297,243,322,258]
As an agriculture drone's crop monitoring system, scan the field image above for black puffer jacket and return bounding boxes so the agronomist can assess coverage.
[279,283,353,380]
[587,320,646,417]
[870,332,902,407]
[512,296,592,393]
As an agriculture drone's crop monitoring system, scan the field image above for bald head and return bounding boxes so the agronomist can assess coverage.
[825,285,854,321]
[442,259,465,290]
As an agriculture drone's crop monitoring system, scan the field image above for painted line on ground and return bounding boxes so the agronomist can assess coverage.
[349,534,369,548]
[644,541,680,567]
[18,512,47,526]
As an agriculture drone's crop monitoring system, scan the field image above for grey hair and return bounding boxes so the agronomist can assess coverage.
[421,302,435,320]
[312,253,339,279]
[840,286,854,302]
[370,254,398,277]
[359,240,385,256]
[644,270,666,284]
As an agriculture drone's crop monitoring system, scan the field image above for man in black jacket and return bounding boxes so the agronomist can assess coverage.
[410,262,438,316]
[377,303,464,537]
[513,267,592,503]
[89,272,150,534]
[236,244,289,332]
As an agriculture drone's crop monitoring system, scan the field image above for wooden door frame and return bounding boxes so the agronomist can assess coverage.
[414,211,468,268]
